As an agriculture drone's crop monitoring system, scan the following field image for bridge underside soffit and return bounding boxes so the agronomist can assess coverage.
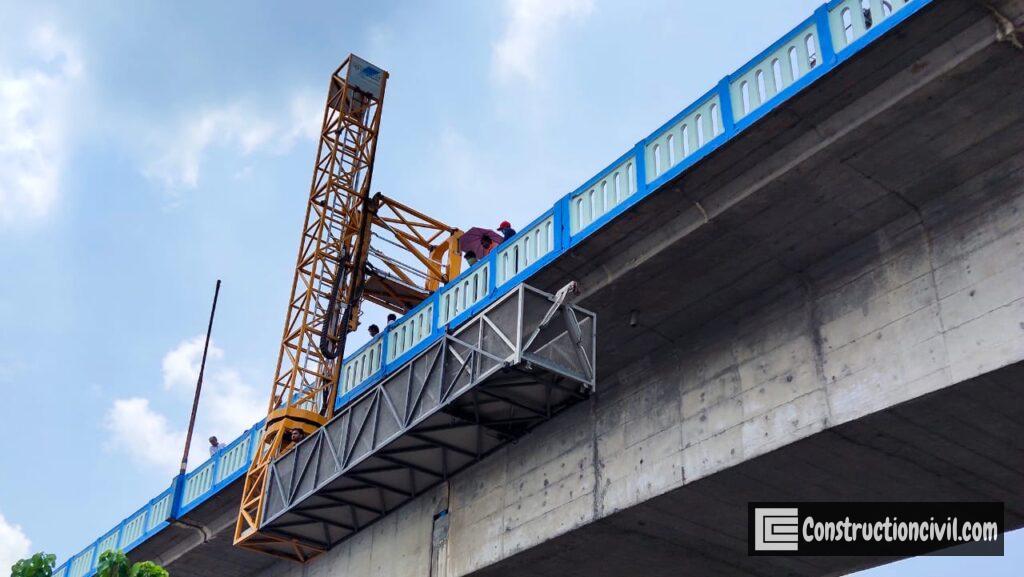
[534,0,1024,381]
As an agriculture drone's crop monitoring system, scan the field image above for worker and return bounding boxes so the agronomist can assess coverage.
[209,436,224,456]
[386,313,397,325]
[479,236,494,256]
[464,250,478,265]
[368,324,380,337]
[289,428,306,445]
[498,220,516,240]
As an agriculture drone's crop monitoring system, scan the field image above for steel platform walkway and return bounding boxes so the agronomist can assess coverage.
[256,283,596,553]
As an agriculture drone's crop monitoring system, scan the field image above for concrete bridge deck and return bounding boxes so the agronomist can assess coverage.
[54,0,1024,575]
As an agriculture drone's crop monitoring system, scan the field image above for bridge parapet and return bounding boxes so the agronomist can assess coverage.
[54,422,264,577]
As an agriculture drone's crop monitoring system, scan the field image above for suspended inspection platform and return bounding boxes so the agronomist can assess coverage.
[254,282,596,553]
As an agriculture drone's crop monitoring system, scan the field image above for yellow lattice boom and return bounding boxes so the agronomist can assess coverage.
[234,54,462,562]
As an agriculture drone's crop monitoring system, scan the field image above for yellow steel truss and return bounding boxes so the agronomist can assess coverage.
[234,55,461,561]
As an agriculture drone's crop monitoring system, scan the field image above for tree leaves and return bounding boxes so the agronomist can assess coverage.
[96,550,131,577]
[11,550,169,577]
[11,552,56,577]
[127,562,167,577]
[95,551,167,577]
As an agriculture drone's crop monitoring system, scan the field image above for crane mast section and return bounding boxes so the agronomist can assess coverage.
[233,55,387,559]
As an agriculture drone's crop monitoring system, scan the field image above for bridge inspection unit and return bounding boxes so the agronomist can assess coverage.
[42,0,1024,575]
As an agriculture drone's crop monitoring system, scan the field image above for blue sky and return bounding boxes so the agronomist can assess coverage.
[0,0,1017,573]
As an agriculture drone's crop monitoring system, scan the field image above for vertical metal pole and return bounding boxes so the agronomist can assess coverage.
[179,279,222,477]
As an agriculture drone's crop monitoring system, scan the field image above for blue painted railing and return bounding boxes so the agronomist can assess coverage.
[54,0,930,572]
[330,0,929,406]
[54,423,264,577]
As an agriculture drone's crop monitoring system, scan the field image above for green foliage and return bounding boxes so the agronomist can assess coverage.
[94,551,169,577]
[127,562,167,577]
[10,552,56,577]
[96,550,131,577]
[11,548,167,577]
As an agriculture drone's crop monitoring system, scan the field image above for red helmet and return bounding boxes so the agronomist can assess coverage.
[499,220,511,229]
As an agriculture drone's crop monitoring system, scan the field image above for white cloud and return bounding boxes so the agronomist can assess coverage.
[492,0,593,84]
[434,125,502,207]
[143,89,321,189]
[160,336,265,435]
[0,512,32,574]
[201,366,265,438]
[106,398,184,471]
[161,335,222,390]
[105,337,265,473]
[0,24,83,226]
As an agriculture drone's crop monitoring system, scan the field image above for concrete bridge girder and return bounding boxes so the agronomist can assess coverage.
[150,0,1024,575]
